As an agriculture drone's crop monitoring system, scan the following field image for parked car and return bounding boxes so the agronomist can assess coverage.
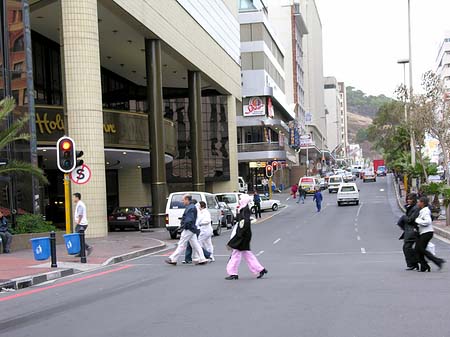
[328,175,344,193]
[343,171,355,182]
[165,192,222,239]
[215,192,246,218]
[363,170,377,182]
[337,183,360,206]
[218,202,234,229]
[251,195,281,214]
[108,207,143,231]
[298,176,320,194]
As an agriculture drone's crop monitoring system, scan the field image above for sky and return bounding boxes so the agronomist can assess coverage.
[315,0,450,97]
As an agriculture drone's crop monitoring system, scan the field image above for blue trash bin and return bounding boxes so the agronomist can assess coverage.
[30,237,51,261]
[63,233,81,255]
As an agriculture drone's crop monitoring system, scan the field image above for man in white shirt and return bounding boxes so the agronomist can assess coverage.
[73,193,93,255]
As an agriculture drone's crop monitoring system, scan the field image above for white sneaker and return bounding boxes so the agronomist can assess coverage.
[210,256,215,262]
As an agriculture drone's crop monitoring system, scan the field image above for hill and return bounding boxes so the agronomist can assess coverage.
[347,112,379,160]
[346,86,393,119]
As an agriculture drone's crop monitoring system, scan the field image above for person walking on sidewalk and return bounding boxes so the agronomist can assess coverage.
[197,201,215,262]
[415,196,446,272]
[166,194,208,266]
[253,190,262,219]
[73,193,93,256]
[297,186,306,204]
[396,193,420,270]
[183,201,211,264]
[225,194,267,280]
[0,210,12,253]
[313,187,323,212]
[291,184,298,199]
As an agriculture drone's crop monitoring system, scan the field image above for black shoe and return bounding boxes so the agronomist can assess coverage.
[438,259,446,270]
[257,269,268,279]
[419,265,431,272]
[406,265,419,271]
[225,275,239,280]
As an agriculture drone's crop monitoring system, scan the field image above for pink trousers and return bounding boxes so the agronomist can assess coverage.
[226,249,264,276]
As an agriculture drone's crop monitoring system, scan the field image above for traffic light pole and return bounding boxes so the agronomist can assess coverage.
[64,173,72,234]
[269,176,273,200]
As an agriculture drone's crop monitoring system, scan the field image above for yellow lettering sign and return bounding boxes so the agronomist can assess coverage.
[36,112,117,134]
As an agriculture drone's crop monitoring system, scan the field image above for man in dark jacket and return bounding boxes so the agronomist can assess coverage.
[0,210,12,253]
[397,193,420,270]
[165,194,208,266]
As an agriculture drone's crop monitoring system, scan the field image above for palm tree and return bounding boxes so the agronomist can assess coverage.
[0,97,48,183]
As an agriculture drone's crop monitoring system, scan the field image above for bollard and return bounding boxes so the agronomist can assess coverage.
[79,229,87,264]
[50,231,57,268]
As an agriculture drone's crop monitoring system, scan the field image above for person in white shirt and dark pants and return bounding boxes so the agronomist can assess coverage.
[415,196,445,272]
[73,193,93,255]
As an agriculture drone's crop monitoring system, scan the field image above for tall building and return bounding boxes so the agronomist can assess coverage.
[0,0,241,235]
[267,0,309,180]
[298,0,328,175]
[436,31,450,91]
[338,82,349,160]
[237,0,297,191]
[324,77,340,154]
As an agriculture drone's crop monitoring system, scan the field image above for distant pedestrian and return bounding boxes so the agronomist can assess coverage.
[291,184,298,199]
[396,193,420,270]
[272,181,277,193]
[415,196,446,272]
[253,191,262,219]
[313,187,323,212]
[297,186,306,204]
[73,193,93,256]
[0,210,12,253]
[225,194,267,280]
[261,178,269,194]
[166,194,208,266]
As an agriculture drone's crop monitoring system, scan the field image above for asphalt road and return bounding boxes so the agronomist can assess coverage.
[1,175,450,337]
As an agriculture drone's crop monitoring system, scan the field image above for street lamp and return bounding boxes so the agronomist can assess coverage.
[397,59,409,122]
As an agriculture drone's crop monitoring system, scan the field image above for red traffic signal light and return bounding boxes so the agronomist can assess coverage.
[272,161,279,172]
[57,136,76,173]
[265,164,273,178]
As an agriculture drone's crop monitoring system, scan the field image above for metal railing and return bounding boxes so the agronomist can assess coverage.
[237,142,285,153]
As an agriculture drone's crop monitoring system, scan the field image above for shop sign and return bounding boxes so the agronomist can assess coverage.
[267,97,274,118]
[249,161,267,168]
[300,134,314,148]
[243,97,265,117]
[289,121,300,148]
[305,112,312,125]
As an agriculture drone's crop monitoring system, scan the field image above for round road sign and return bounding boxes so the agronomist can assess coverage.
[70,164,92,185]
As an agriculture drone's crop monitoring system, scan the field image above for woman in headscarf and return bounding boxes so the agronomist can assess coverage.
[225,194,268,280]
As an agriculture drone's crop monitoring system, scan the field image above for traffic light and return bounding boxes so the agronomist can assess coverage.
[265,164,273,178]
[76,150,84,168]
[57,136,76,173]
[272,161,279,172]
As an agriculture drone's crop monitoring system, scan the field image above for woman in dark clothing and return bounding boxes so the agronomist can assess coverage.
[225,194,267,280]
[397,193,420,270]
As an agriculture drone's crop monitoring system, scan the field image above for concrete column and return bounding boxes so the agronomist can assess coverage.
[60,0,107,238]
[118,169,151,207]
[188,71,205,192]
[145,39,167,228]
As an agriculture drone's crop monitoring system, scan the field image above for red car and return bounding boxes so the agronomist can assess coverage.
[108,207,143,231]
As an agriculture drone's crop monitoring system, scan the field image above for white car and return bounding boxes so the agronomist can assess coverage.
[328,175,344,193]
[165,192,222,239]
[343,171,354,182]
[337,183,360,206]
[251,195,281,213]
[215,192,247,218]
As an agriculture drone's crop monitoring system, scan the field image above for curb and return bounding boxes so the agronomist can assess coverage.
[434,226,450,241]
[0,268,75,292]
[392,176,406,213]
[0,240,167,292]
[102,240,167,266]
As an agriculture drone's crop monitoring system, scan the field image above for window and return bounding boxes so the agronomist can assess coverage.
[240,0,256,10]
[170,194,201,209]
[12,62,23,79]
[206,195,217,209]
[12,36,24,52]
[341,186,356,192]
[216,194,237,204]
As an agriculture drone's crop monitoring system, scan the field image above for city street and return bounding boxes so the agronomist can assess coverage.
[1,176,450,337]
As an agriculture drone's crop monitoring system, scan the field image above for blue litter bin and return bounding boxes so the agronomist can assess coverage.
[63,233,81,255]
[30,237,51,261]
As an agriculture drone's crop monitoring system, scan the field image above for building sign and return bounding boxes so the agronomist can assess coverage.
[36,112,117,135]
[249,161,267,168]
[243,97,265,117]
[300,134,314,148]
[267,97,274,118]
[305,112,312,125]
[289,121,300,149]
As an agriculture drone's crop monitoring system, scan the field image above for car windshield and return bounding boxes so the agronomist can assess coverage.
[216,194,237,204]
[329,177,342,183]
[341,186,356,192]
[114,207,135,214]
[170,194,202,209]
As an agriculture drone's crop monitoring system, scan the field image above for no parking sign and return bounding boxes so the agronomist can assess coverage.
[70,164,92,185]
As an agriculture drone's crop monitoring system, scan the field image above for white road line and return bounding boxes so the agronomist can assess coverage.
[357,236,361,241]
[355,228,358,232]
[273,238,281,245]
[380,188,385,192]
[256,250,265,256]
[356,203,363,217]
[361,248,367,254]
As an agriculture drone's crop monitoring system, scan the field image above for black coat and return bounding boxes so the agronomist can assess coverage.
[399,204,420,241]
[227,206,252,251]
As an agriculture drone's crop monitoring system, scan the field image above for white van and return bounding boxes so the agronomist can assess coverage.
[165,192,222,239]
[238,177,248,193]
[215,192,245,218]
[328,175,344,193]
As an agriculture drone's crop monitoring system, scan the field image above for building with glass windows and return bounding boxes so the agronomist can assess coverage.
[0,0,241,236]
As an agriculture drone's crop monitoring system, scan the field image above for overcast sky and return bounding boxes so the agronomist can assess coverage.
[315,0,450,97]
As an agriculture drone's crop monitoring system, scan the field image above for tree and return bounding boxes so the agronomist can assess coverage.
[409,71,450,225]
[0,97,47,183]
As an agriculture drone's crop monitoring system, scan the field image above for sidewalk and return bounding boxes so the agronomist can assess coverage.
[391,175,450,240]
[0,231,166,291]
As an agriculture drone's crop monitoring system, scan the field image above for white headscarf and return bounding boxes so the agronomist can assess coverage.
[238,194,252,209]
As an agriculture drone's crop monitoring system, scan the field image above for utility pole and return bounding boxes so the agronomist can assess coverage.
[408,0,417,191]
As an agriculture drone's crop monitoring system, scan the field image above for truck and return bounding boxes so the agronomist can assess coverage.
[373,159,386,176]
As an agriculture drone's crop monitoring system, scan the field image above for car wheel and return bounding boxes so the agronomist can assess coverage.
[213,222,222,236]
[355,201,359,205]
[226,216,233,229]
[272,204,279,211]
[169,231,178,240]
[337,202,342,206]
[329,190,332,194]
[251,207,256,214]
